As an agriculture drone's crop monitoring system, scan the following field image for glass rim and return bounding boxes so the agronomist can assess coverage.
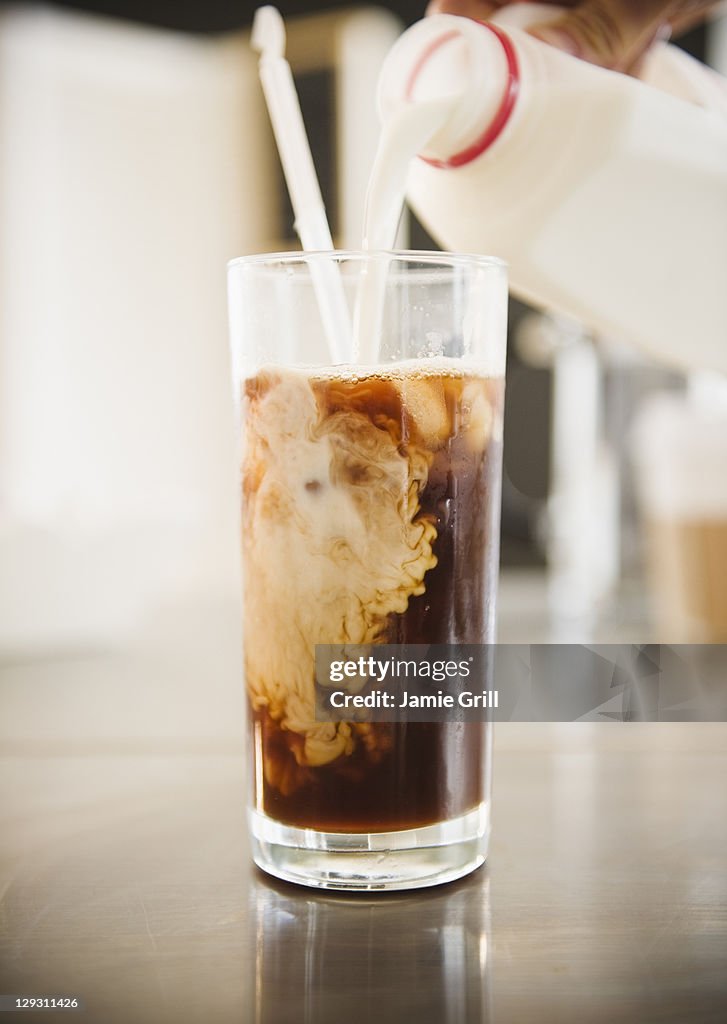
[227,249,507,273]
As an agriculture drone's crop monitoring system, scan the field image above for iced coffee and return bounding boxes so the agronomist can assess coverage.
[229,250,507,888]
[241,362,503,832]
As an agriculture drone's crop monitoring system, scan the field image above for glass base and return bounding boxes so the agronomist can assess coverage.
[250,804,490,892]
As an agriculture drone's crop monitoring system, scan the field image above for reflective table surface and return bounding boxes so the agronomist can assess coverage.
[2,726,727,1023]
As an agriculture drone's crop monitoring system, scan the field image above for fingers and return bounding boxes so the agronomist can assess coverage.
[668,0,726,36]
[526,0,681,70]
[523,0,724,71]
[425,0,592,18]
[425,1,504,18]
[425,0,725,71]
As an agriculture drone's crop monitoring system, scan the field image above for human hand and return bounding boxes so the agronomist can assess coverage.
[425,1,723,72]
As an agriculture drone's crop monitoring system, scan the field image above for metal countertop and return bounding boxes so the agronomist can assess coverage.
[2,726,726,1023]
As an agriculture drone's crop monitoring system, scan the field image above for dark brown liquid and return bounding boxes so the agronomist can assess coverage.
[243,367,503,832]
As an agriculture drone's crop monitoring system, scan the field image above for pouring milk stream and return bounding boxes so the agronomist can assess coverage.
[360,5,727,371]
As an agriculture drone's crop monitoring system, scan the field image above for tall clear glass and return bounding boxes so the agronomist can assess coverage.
[227,251,507,891]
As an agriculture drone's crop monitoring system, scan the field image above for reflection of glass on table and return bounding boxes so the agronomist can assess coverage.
[249,871,492,1024]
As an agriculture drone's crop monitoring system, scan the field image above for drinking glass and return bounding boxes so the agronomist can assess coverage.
[228,251,507,890]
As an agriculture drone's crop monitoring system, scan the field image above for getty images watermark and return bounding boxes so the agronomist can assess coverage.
[324,650,497,713]
[315,644,727,723]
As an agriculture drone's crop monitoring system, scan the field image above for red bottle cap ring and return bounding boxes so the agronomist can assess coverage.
[404,21,520,170]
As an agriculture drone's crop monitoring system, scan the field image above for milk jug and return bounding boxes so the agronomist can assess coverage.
[376,9,727,371]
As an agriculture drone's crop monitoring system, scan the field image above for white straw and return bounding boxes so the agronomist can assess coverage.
[252,6,351,365]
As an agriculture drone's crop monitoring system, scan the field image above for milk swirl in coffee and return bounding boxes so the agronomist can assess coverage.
[242,360,503,831]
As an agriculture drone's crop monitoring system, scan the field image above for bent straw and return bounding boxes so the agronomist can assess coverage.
[252,6,351,365]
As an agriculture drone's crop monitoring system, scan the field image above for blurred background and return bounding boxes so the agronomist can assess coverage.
[1,0,727,751]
